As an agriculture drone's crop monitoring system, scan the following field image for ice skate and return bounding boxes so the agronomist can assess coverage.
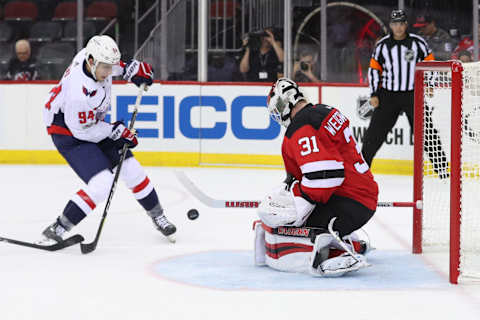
[319,252,370,277]
[152,214,177,243]
[38,218,68,245]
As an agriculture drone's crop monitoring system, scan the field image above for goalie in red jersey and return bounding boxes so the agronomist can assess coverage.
[254,78,378,277]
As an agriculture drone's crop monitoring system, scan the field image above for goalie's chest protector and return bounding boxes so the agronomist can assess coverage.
[281,104,378,210]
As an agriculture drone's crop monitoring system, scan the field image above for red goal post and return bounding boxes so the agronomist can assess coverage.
[414,60,480,284]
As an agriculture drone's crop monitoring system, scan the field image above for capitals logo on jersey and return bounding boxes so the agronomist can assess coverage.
[82,86,97,97]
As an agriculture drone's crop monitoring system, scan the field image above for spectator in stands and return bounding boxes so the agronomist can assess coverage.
[292,50,320,83]
[413,13,454,61]
[5,39,39,80]
[239,28,284,82]
[208,52,239,81]
[458,50,472,63]
[448,25,461,49]
[451,24,480,60]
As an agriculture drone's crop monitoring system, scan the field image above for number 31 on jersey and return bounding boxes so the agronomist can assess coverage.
[297,126,369,174]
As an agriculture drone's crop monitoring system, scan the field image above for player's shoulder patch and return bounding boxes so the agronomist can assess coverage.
[286,103,334,138]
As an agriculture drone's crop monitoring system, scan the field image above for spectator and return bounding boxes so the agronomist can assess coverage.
[458,50,472,63]
[452,24,480,60]
[292,51,320,83]
[208,52,239,81]
[239,28,284,82]
[448,25,461,47]
[5,39,39,80]
[413,13,454,61]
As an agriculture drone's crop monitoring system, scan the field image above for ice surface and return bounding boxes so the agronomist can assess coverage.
[0,165,479,320]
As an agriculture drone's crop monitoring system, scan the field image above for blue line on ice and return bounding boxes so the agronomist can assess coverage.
[152,250,447,290]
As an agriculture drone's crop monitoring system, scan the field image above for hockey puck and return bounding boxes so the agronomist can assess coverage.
[187,209,199,220]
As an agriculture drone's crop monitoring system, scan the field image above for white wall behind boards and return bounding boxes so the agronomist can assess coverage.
[0,82,412,165]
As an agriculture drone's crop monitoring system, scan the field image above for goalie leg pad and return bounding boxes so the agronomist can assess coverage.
[309,233,334,276]
[327,232,373,255]
[264,226,314,273]
[253,221,266,266]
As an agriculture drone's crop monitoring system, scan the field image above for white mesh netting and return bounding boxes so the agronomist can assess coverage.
[421,62,480,280]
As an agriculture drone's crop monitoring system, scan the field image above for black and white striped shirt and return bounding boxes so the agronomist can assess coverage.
[368,33,434,96]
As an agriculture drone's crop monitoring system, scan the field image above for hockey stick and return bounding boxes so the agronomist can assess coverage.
[175,171,421,209]
[0,234,84,252]
[80,83,146,254]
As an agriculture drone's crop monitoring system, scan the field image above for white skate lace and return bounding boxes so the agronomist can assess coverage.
[154,215,170,229]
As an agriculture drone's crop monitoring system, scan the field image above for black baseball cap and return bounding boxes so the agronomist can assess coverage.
[390,9,407,23]
[413,13,433,28]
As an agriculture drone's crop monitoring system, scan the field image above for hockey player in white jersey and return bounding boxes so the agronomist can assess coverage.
[41,35,176,244]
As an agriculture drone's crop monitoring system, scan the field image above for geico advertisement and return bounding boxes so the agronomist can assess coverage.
[0,83,318,154]
[110,84,320,154]
[112,84,282,154]
[321,86,413,160]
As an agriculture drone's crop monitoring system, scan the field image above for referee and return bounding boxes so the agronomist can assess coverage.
[362,9,448,178]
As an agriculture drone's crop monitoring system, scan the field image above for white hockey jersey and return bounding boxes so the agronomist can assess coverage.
[43,48,124,143]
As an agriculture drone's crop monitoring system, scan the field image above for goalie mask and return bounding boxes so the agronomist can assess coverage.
[267,78,305,127]
[85,35,121,80]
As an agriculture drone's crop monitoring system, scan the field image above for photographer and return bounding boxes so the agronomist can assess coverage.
[292,51,320,83]
[239,28,284,82]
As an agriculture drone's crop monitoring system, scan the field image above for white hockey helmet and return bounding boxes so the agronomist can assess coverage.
[85,35,121,80]
[267,78,306,127]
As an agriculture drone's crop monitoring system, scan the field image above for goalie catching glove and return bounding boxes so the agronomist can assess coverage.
[110,121,138,148]
[257,178,315,228]
[123,60,154,88]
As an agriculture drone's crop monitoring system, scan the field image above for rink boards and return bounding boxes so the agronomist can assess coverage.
[0,81,413,174]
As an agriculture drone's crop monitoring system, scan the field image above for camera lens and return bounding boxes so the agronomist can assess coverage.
[300,62,308,71]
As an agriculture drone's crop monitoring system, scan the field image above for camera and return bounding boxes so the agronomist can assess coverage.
[246,30,269,50]
[300,61,309,71]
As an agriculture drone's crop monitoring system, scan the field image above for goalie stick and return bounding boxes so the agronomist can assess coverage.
[175,171,421,209]
[0,234,84,252]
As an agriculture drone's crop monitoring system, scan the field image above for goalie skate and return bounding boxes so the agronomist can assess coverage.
[152,214,177,243]
[319,252,370,277]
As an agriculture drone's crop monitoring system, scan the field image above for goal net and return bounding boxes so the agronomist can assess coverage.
[414,61,480,284]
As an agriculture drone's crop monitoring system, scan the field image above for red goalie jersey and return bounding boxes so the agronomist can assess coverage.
[282,103,378,210]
